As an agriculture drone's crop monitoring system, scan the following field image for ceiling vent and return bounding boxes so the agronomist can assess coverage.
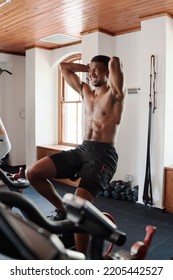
[0,0,12,8]
[39,33,80,45]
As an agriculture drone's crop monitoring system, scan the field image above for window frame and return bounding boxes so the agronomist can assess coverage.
[58,53,82,146]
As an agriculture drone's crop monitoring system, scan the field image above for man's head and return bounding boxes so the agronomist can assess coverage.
[89,55,111,87]
[91,55,111,70]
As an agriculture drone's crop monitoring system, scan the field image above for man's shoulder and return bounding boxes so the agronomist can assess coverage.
[82,82,94,94]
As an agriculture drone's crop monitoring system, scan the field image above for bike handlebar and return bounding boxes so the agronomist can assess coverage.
[63,193,126,246]
[0,191,81,234]
[0,202,85,260]
[108,230,126,246]
[0,168,29,190]
[0,191,155,260]
[0,191,126,247]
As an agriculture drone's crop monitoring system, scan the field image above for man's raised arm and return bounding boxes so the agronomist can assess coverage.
[108,57,126,102]
[59,62,89,95]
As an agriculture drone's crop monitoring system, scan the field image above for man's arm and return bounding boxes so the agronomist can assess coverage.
[108,57,126,101]
[59,62,89,96]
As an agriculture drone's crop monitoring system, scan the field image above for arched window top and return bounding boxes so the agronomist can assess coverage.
[63,53,81,63]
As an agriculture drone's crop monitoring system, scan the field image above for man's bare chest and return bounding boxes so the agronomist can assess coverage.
[85,94,114,117]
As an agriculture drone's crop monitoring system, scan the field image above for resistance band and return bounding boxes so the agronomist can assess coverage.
[143,55,157,206]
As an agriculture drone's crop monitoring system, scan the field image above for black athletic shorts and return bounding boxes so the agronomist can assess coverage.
[49,141,118,198]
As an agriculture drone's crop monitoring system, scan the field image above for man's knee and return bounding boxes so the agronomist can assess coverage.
[26,157,57,183]
[25,166,37,182]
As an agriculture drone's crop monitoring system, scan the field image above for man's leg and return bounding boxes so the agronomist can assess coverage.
[26,157,65,211]
[74,187,94,254]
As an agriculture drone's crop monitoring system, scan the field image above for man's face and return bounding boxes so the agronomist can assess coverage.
[89,61,108,87]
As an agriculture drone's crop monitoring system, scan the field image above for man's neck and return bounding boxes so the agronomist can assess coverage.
[94,84,109,96]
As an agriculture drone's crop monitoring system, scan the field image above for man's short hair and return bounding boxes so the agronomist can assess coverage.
[91,55,111,69]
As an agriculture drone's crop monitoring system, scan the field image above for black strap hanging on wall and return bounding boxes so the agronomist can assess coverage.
[143,55,157,206]
[0,69,12,76]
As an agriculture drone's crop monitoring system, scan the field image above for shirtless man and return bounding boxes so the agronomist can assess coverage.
[0,118,11,161]
[26,55,126,254]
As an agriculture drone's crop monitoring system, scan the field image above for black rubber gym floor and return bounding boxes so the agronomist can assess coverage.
[1,178,173,260]
[25,181,173,260]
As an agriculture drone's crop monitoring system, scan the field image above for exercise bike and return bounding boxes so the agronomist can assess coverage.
[0,190,156,260]
[0,167,29,192]
[0,189,123,255]
[0,199,84,260]
[0,170,117,254]
[63,193,156,260]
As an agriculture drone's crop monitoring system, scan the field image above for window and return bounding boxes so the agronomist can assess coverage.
[58,54,82,146]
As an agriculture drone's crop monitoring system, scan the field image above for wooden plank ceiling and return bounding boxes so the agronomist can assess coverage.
[0,0,173,55]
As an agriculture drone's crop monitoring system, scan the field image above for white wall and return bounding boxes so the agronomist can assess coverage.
[25,45,82,167]
[82,32,114,63]
[51,44,81,66]
[113,31,142,186]
[164,17,173,165]
[138,16,167,207]
[0,62,5,116]
[35,49,55,146]
[26,48,57,167]
[146,17,166,207]
[25,49,36,167]
[113,17,171,208]
[0,54,25,166]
